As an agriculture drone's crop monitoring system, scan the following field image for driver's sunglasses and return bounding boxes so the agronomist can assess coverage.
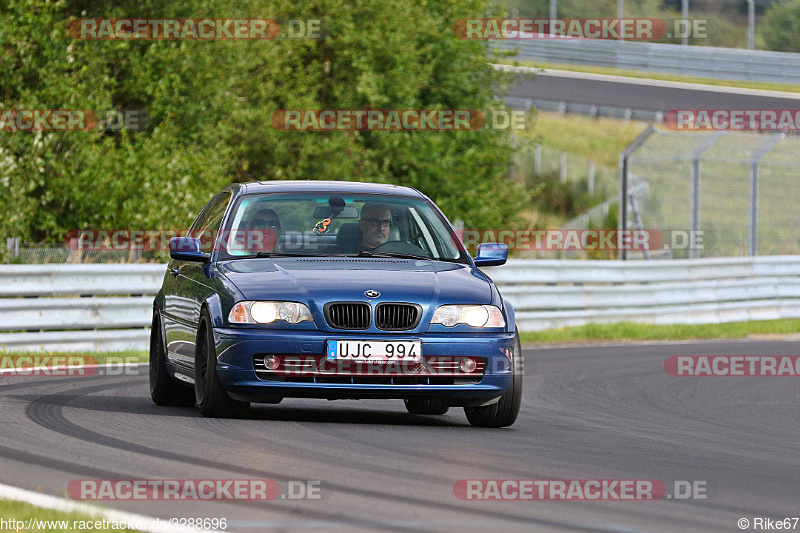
[363,217,392,228]
[252,218,281,229]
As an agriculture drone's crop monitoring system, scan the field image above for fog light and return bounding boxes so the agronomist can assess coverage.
[264,356,281,371]
[459,358,477,373]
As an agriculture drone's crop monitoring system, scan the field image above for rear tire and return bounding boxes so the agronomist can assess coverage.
[404,398,449,415]
[149,311,195,407]
[195,310,249,418]
[464,332,523,428]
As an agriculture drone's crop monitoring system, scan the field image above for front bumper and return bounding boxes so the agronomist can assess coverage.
[213,328,516,406]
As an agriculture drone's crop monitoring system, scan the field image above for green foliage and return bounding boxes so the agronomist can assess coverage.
[761,0,800,52]
[501,0,752,48]
[524,169,601,218]
[0,0,529,244]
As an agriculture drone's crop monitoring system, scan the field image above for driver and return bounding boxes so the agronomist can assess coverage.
[243,207,282,253]
[358,203,392,251]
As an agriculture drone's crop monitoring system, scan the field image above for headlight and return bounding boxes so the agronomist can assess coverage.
[228,301,313,325]
[431,305,505,328]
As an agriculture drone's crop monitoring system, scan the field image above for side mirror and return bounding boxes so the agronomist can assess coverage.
[169,237,209,262]
[474,242,508,267]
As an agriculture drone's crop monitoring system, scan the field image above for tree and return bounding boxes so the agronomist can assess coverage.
[0,0,529,247]
[761,0,800,52]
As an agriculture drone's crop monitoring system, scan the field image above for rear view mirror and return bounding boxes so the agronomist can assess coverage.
[313,206,359,219]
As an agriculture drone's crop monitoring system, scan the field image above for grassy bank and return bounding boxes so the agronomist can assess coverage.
[526,111,647,168]
[0,499,133,532]
[521,319,800,344]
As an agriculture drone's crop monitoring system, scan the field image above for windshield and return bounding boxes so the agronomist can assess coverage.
[218,192,468,263]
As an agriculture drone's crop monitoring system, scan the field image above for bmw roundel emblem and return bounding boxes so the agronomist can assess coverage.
[364,290,380,298]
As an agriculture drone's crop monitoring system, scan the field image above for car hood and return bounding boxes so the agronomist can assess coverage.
[218,257,492,331]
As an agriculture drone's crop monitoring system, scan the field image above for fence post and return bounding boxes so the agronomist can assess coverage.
[560,152,567,183]
[534,145,541,175]
[588,161,595,195]
[688,131,725,259]
[619,125,655,260]
[748,134,782,256]
[6,238,19,263]
[749,162,758,256]
[690,158,700,259]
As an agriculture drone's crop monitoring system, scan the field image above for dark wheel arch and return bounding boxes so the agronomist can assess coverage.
[194,306,249,418]
[149,310,195,406]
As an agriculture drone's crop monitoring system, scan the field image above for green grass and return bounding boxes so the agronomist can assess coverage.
[520,319,800,344]
[524,111,647,168]
[0,350,147,365]
[504,60,800,93]
[0,499,133,532]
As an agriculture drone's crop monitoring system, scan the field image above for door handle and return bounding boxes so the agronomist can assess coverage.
[169,267,180,276]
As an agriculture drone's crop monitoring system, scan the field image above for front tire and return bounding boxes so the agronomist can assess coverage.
[195,309,249,418]
[464,332,523,428]
[149,311,195,406]
[404,398,449,415]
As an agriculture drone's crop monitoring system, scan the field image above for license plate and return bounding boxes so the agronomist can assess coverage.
[327,340,422,362]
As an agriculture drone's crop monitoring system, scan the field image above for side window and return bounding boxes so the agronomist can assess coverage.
[188,191,232,253]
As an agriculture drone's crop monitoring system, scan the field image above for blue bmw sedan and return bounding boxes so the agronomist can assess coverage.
[150,181,522,427]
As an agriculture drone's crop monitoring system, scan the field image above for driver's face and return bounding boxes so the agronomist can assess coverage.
[359,208,391,248]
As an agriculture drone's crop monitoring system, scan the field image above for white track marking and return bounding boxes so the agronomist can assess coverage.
[0,481,229,533]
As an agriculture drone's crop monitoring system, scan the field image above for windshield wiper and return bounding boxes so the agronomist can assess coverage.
[225,252,325,260]
[354,250,432,261]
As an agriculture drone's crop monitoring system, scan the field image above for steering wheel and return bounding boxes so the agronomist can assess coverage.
[374,240,429,257]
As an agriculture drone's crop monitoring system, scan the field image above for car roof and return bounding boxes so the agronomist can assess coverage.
[240,180,423,198]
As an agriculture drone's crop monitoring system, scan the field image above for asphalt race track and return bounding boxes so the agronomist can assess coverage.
[509,70,800,112]
[1,339,798,532]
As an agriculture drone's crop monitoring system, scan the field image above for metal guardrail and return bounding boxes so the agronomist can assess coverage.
[502,39,800,84]
[504,96,664,122]
[487,256,800,331]
[1,258,799,351]
[0,265,164,352]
